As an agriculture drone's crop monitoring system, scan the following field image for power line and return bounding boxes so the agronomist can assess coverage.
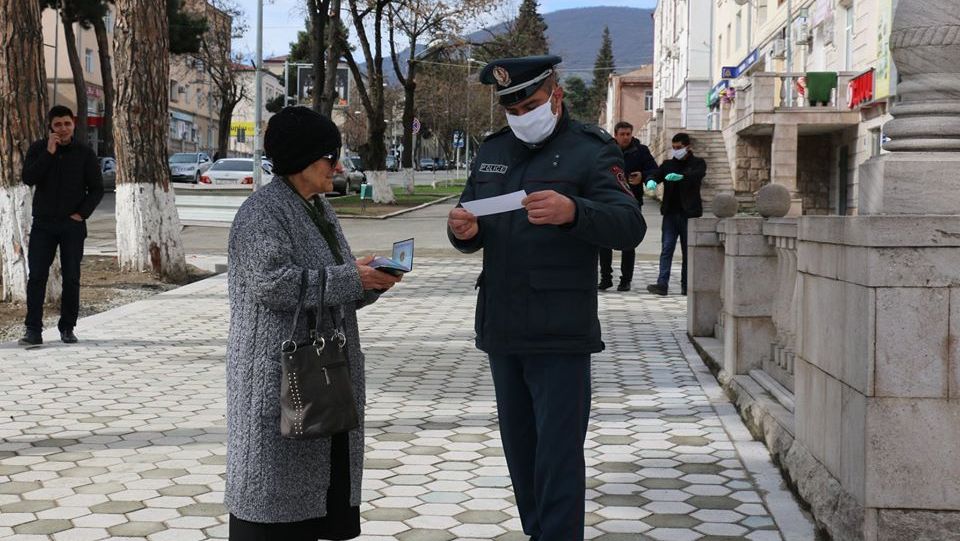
[411,58,651,73]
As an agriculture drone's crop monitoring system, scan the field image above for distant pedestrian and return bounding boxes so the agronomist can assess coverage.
[598,121,656,292]
[448,55,645,541]
[225,106,400,540]
[645,132,706,296]
[19,105,104,348]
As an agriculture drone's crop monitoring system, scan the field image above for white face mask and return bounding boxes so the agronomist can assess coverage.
[506,93,559,145]
[672,147,689,160]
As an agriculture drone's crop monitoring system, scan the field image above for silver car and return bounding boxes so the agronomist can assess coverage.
[169,152,213,184]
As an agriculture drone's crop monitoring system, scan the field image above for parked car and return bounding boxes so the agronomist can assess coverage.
[347,154,364,172]
[169,152,212,183]
[436,158,449,170]
[419,157,436,171]
[200,158,267,186]
[332,155,367,195]
[99,157,117,191]
[385,155,399,172]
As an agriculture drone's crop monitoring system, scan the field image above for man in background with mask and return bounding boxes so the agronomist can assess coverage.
[447,55,645,541]
[644,132,706,296]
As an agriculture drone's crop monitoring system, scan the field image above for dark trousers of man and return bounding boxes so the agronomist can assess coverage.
[657,213,689,291]
[598,248,635,284]
[25,217,86,334]
[489,353,591,541]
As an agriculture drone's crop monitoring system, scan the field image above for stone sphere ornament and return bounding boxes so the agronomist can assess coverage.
[712,193,739,218]
[756,183,791,218]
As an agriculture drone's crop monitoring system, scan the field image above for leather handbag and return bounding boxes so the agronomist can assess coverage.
[279,269,359,439]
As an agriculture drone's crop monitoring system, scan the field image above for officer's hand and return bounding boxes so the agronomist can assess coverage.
[522,190,576,226]
[69,213,83,222]
[356,256,402,291]
[47,134,61,155]
[448,207,479,240]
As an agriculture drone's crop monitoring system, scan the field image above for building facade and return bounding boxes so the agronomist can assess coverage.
[41,1,231,157]
[227,65,285,157]
[602,66,655,136]
[652,0,715,131]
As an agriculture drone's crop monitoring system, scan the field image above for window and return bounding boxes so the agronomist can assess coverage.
[644,90,654,111]
[170,80,178,102]
[844,7,855,70]
[726,24,732,58]
[85,49,94,73]
[757,0,768,25]
[736,11,742,50]
[719,35,724,63]
[103,11,114,33]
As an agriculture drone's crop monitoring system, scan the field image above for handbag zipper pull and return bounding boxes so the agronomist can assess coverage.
[321,367,331,385]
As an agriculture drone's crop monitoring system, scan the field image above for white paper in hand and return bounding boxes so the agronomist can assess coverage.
[461,190,527,217]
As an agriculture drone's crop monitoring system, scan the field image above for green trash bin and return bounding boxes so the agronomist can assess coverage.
[806,71,838,106]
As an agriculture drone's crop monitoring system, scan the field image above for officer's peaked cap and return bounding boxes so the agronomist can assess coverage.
[479,55,562,106]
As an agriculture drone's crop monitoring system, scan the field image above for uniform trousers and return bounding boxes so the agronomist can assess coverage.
[488,353,592,541]
[25,217,86,333]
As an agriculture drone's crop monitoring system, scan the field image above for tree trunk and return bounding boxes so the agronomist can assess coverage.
[401,80,416,195]
[319,0,342,117]
[368,115,394,204]
[112,0,186,281]
[60,14,89,147]
[0,0,53,303]
[309,0,329,112]
[92,17,114,157]
[217,99,237,158]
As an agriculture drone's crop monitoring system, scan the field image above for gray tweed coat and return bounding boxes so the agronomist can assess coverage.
[225,178,376,523]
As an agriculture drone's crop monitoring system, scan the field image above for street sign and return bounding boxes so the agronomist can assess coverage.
[412,118,421,135]
[453,130,464,148]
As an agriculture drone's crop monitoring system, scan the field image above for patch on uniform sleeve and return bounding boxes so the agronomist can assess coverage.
[611,165,632,195]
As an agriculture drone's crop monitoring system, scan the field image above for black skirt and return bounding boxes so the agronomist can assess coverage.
[229,432,360,541]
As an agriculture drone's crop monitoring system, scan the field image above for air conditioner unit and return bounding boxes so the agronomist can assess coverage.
[797,25,811,45]
[771,38,786,59]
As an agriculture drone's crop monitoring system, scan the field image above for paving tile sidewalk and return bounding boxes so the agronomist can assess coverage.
[0,258,813,541]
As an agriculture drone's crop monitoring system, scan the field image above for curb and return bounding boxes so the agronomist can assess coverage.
[337,194,459,220]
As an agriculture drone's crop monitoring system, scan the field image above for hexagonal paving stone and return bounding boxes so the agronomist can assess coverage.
[13,518,73,535]
[642,513,701,529]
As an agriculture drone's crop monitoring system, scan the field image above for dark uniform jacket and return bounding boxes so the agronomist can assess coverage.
[22,139,103,219]
[622,137,658,205]
[449,108,646,355]
[649,153,706,218]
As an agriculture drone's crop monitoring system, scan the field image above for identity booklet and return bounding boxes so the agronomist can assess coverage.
[369,238,414,276]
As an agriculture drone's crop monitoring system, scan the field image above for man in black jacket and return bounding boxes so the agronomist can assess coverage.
[598,121,657,291]
[646,132,705,296]
[448,56,645,541]
[19,105,103,347]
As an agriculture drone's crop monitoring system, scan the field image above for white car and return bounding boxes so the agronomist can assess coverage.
[169,152,212,183]
[200,158,269,186]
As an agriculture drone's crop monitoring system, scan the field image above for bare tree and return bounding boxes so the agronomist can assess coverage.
[339,0,393,203]
[112,0,186,280]
[193,0,246,158]
[388,0,503,193]
[318,0,343,116]
[0,0,59,302]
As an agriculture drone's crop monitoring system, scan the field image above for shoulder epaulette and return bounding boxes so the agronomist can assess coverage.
[484,125,512,142]
[581,123,614,143]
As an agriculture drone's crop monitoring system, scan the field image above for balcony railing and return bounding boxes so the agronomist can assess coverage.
[728,72,859,123]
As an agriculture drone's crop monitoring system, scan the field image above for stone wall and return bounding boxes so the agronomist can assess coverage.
[797,136,833,215]
[735,136,771,195]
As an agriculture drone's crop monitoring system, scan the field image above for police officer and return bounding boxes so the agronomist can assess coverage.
[447,55,646,541]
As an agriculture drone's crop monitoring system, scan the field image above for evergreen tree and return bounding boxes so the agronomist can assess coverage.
[168,0,208,55]
[587,26,614,122]
[563,76,592,121]
[476,0,548,60]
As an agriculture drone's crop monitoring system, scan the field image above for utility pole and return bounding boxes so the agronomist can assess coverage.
[252,0,264,189]
[785,0,793,107]
[53,3,60,105]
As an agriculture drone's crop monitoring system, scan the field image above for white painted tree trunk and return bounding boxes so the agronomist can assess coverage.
[370,170,396,204]
[115,183,186,281]
[0,185,61,303]
[403,167,415,195]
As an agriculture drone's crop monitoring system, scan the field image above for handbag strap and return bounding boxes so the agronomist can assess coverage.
[283,269,310,351]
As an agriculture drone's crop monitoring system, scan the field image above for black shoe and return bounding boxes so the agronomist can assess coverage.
[646,284,668,296]
[60,330,78,344]
[18,331,43,348]
[598,279,613,291]
[617,281,631,292]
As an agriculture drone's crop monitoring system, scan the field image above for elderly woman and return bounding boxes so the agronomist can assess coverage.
[225,106,400,540]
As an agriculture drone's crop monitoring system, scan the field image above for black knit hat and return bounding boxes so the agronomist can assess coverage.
[264,106,342,176]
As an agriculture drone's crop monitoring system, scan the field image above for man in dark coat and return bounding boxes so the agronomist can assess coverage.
[19,105,103,347]
[447,55,646,541]
[598,120,657,291]
[645,132,706,296]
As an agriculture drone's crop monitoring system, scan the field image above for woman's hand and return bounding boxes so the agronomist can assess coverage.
[356,255,402,291]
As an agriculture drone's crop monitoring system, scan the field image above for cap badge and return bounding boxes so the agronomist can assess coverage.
[493,66,511,87]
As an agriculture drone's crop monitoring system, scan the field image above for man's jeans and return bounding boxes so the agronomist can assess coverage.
[657,213,688,291]
[599,248,635,284]
[25,217,86,333]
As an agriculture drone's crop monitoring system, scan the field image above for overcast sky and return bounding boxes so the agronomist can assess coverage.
[233,0,658,59]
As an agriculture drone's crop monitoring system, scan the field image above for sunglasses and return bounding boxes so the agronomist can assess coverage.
[321,148,340,167]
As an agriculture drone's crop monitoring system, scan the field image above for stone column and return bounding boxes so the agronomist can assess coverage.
[687,217,723,337]
[794,2,960,539]
[770,122,802,216]
[719,218,778,378]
